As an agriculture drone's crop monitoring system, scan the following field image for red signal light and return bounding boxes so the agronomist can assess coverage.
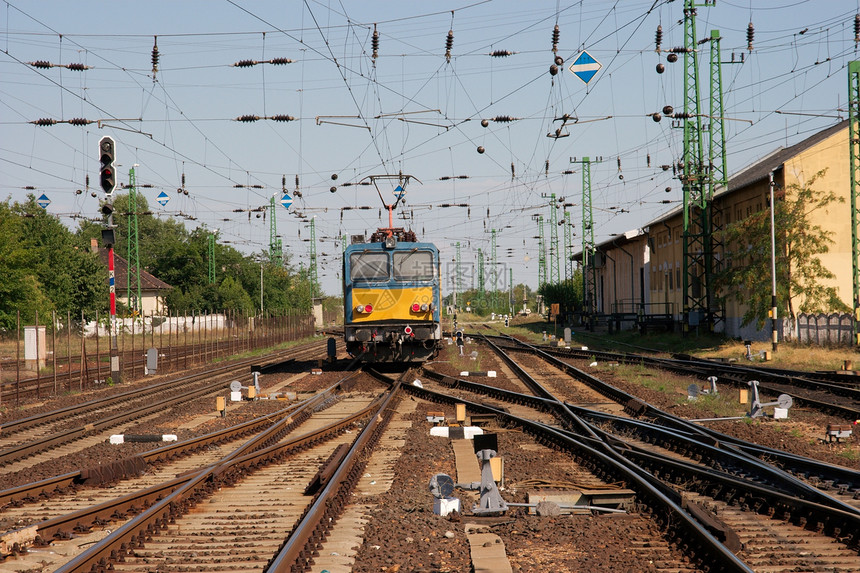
[364,304,373,313]
[411,303,421,312]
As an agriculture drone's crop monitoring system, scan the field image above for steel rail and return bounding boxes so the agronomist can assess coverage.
[264,368,410,572]
[51,368,372,572]
[384,377,752,573]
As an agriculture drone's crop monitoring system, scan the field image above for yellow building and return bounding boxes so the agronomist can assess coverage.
[581,120,851,340]
[648,119,851,340]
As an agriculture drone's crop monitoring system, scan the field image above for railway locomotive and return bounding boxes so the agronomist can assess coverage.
[343,227,442,362]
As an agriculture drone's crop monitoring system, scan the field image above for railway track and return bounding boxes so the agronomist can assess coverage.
[485,331,860,419]
[0,339,331,472]
[3,332,860,571]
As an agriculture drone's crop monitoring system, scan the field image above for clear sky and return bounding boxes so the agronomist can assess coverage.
[2,1,857,296]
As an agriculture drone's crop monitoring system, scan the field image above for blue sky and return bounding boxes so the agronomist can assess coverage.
[2,1,857,295]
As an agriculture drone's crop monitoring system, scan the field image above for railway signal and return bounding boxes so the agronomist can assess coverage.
[99,136,116,195]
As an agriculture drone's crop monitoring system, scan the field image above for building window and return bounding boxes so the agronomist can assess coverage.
[668,271,673,291]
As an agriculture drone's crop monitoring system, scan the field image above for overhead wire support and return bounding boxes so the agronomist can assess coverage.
[564,210,574,282]
[542,193,560,284]
[269,195,283,266]
[708,29,728,332]
[849,61,860,345]
[536,215,547,289]
[571,156,599,329]
[127,167,142,312]
[680,0,712,334]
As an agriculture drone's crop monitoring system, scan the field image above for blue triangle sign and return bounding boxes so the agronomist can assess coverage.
[281,193,293,209]
[156,191,170,206]
[36,193,51,209]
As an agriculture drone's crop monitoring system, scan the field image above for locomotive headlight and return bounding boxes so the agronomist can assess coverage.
[356,305,365,313]
[420,304,428,312]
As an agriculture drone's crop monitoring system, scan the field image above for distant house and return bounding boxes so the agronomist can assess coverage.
[90,238,172,315]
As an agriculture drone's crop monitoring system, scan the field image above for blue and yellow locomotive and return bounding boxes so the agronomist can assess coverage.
[343,228,442,362]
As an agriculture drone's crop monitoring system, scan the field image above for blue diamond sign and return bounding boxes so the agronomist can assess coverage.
[280,193,293,209]
[393,185,405,200]
[36,193,51,209]
[156,191,170,207]
[569,50,601,84]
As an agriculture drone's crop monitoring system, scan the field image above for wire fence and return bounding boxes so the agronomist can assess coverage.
[0,309,315,407]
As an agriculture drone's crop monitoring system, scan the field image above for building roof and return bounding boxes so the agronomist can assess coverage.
[645,119,849,228]
[91,239,172,292]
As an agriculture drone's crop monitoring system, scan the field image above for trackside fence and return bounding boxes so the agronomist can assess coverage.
[0,309,315,407]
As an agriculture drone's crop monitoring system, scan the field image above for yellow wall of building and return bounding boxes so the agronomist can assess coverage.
[782,127,851,309]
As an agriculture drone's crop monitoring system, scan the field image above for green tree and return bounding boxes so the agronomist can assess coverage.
[0,196,104,330]
[538,268,583,318]
[716,169,849,335]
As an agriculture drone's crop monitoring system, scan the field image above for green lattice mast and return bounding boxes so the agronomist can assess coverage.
[564,210,574,281]
[126,167,141,311]
[849,61,860,345]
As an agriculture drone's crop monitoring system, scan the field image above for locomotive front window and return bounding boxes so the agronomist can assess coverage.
[393,250,435,281]
[350,252,389,281]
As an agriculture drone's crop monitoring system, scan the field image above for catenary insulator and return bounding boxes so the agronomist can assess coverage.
[511,162,515,178]
[617,157,622,170]
[236,115,261,122]
[655,25,663,52]
[445,29,454,62]
[151,36,159,78]
[647,154,651,167]
[270,57,293,65]
[66,63,90,71]
[269,115,295,122]
[30,60,52,69]
[67,118,92,126]
[282,175,286,190]
[181,173,186,186]
[667,53,678,63]
[552,24,560,53]
[234,59,257,67]
[492,115,516,122]
[747,22,754,52]
[86,174,90,188]
[372,24,379,61]
[490,50,513,57]
[663,105,674,115]
[31,118,57,126]
[545,159,550,175]
[854,14,860,44]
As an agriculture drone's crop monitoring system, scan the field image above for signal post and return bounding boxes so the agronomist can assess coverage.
[99,136,121,384]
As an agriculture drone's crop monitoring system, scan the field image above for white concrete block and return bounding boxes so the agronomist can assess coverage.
[162,434,178,442]
[487,371,497,377]
[109,435,125,444]
[433,496,461,516]
[773,407,788,419]
[230,390,242,402]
